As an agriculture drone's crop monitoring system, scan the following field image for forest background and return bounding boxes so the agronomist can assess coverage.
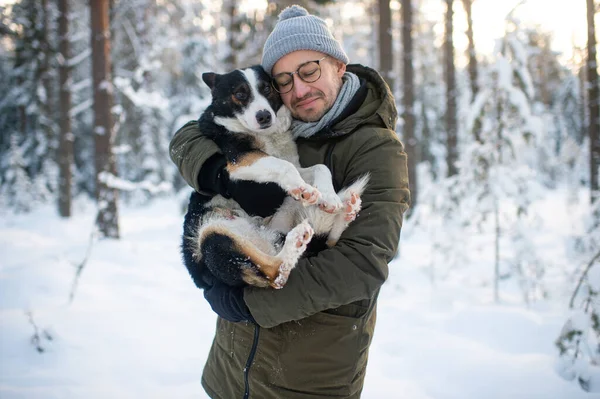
[1,0,600,396]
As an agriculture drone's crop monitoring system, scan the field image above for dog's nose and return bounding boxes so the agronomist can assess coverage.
[256,110,272,128]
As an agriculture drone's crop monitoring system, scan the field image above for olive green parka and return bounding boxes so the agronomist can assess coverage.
[169,64,410,398]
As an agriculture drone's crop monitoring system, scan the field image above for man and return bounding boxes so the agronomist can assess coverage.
[170,5,410,398]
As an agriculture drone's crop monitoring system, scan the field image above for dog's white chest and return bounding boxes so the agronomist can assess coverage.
[257,131,300,167]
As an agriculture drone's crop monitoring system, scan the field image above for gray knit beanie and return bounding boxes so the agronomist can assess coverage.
[261,5,349,75]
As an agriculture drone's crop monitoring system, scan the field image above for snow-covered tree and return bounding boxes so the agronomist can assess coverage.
[412,14,549,302]
[90,0,119,238]
[401,0,417,208]
[0,0,58,208]
[413,15,445,180]
[557,199,600,392]
[0,135,38,212]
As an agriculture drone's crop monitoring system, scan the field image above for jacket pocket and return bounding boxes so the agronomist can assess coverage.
[272,310,372,396]
[322,299,370,318]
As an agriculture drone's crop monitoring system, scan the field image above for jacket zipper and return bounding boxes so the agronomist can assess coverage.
[242,324,260,399]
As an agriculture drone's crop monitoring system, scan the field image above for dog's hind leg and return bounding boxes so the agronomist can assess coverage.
[271,220,314,289]
[197,223,311,289]
[299,164,343,213]
[326,174,370,247]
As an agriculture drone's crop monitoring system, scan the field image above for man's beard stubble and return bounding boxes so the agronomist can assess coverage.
[291,77,343,123]
[291,91,326,122]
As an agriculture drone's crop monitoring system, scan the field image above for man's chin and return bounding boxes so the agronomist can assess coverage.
[292,108,326,123]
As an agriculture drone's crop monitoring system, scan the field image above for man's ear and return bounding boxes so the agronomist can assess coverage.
[202,72,218,89]
[335,61,346,78]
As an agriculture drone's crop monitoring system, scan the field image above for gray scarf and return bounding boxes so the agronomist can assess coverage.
[290,72,361,139]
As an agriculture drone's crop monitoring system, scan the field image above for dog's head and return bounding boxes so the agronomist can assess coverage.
[202,66,291,135]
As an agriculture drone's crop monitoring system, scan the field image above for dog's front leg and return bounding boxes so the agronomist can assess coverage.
[227,152,320,205]
[298,164,343,213]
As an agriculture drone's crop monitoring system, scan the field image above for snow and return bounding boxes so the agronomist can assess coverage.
[98,172,172,194]
[98,80,113,93]
[588,265,600,293]
[0,191,598,399]
[114,76,169,110]
[93,126,106,136]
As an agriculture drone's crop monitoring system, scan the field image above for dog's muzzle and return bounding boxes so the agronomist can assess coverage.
[256,110,272,129]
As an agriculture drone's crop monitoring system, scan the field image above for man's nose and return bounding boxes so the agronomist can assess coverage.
[292,74,310,98]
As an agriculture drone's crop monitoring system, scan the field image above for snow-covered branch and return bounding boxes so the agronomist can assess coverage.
[69,99,93,118]
[98,172,172,194]
[68,48,91,67]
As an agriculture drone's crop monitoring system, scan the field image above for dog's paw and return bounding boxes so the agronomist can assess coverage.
[342,191,362,222]
[289,184,320,206]
[318,192,344,214]
[271,272,288,289]
[288,220,314,249]
[271,221,314,289]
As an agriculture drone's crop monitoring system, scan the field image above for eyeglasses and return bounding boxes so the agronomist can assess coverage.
[271,56,328,94]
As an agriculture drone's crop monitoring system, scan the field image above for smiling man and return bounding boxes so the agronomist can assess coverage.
[169,5,410,398]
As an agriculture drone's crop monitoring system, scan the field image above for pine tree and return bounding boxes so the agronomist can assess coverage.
[556,200,600,392]
[90,0,119,238]
[401,0,417,208]
[587,0,600,205]
[0,135,36,212]
[414,13,546,302]
[444,0,458,177]
[0,0,58,210]
[378,0,394,89]
[58,0,73,217]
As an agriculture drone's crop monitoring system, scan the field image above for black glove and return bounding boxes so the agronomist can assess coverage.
[198,154,230,197]
[198,154,286,218]
[203,280,255,323]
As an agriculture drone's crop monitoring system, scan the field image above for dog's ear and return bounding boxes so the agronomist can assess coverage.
[202,72,218,90]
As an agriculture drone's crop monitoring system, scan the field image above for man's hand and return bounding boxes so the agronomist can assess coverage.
[199,154,286,217]
[203,280,255,323]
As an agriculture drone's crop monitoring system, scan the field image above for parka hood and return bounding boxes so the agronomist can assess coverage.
[310,64,397,140]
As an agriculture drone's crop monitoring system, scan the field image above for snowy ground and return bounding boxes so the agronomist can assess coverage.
[0,192,596,399]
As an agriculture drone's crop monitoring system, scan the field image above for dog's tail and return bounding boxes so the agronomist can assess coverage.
[337,173,370,199]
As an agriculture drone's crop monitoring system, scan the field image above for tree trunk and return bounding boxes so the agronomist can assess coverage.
[462,0,478,99]
[225,0,238,70]
[401,0,416,209]
[14,0,32,137]
[378,0,394,90]
[444,0,458,176]
[40,0,54,137]
[90,0,119,238]
[580,60,587,146]
[587,0,600,204]
[462,0,481,143]
[58,0,73,217]
[494,197,500,303]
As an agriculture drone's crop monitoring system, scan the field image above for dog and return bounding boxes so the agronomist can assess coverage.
[182,65,368,290]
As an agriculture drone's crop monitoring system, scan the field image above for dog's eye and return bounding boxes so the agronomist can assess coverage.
[235,91,248,101]
[262,85,272,96]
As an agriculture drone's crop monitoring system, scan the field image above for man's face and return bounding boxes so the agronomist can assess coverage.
[272,50,346,122]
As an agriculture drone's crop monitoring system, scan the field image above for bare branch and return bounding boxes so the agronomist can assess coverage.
[569,249,600,308]
[68,229,97,304]
[26,311,52,353]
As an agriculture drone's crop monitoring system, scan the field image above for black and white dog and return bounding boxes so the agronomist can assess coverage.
[182,65,368,290]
